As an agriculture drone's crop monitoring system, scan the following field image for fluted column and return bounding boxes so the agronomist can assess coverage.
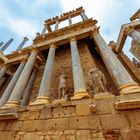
[0,42,4,48]
[0,65,9,81]
[4,49,38,107]
[30,44,56,105]
[68,16,72,25]
[16,37,28,51]
[70,37,89,99]
[81,11,88,21]
[54,21,59,31]
[92,28,140,94]
[0,38,13,52]
[41,26,47,34]
[128,29,140,44]
[21,68,37,106]
[0,59,26,107]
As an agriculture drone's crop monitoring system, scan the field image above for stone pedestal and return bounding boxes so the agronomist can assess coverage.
[70,37,89,100]
[4,49,38,107]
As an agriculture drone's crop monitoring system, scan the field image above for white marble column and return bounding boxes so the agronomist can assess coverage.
[54,21,59,31]
[81,11,88,21]
[70,37,89,99]
[30,44,56,105]
[41,26,47,34]
[21,68,37,106]
[4,49,38,107]
[0,59,26,107]
[92,28,140,94]
[16,37,28,51]
[128,30,140,44]
[0,65,9,81]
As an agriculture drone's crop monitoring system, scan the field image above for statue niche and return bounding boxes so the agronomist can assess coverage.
[58,74,67,99]
[88,67,107,94]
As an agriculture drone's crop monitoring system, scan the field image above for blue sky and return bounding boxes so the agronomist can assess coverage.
[0,0,140,59]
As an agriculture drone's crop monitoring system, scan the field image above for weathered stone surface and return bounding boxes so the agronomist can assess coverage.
[76,104,91,116]
[76,130,91,140]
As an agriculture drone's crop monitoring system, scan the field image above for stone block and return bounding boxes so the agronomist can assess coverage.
[100,114,129,129]
[45,118,69,130]
[28,110,40,120]
[22,120,46,131]
[61,106,76,117]
[0,121,8,130]
[0,131,11,140]
[76,104,91,116]
[10,121,23,131]
[76,130,91,140]
[67,135,75,140]
[40,108,52,119]
[18,111,29,120]
[127,111,140,129]
[23,132,38,140]
[70,116,100,130]
[52,106,62,117]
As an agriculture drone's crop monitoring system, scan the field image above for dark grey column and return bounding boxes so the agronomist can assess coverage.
[0,59,26,107]
[21,68,37,106]
[0,42,4,48]
[70,37,89,100]
[54,21,59,31]
[0,65,9,81]
[16,37,28,51]
[129,30,140,44]
[41,26,47,34]
[92,28,140,94]
[5,49,38,107]
[81,11,88,21]
[0,77,6,89]
[30,45,56,105]
[0,38,13,52]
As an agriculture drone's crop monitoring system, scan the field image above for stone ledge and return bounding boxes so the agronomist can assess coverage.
[115,99,140,110]
[0,112,19,120]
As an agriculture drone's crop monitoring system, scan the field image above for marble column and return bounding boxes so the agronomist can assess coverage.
[41,26,47,34]
[21,68,37,106]
[81,11,88,21]
[0,77,6,89]
[54,21,59,31]
[68,16,72,25]
[0,42,4,48]
[0,59,26,107]
[128,29,140,44]
[0,65,9,81]
[16,37,29,51]
[70,37,89,99]
[5,49,38,107]
[92,28,140,94]
[30,44,56,105]
[0,38,13,52]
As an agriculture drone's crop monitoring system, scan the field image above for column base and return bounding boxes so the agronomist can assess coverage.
[119,82,140,94]
[52,98,67,104]
[30,96,50,106]
[3,100,20,108]
[71,91,90,100]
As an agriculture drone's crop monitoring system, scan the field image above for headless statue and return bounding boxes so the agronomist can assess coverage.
[88,68,107,94]
[59,74,67,99]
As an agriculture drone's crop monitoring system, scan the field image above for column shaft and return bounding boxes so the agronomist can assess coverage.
[0,42,4,48]
[0,60,25,107]
[54,21,59,31]
[81,11,88,21]
[21,68,37,106]
[41,26,47,34]
[0,65,9,81]
[68,17,72,25]
[0,77,6,89]
[129,30,140,44]
[31,45,56,105]
[92,31,140,94]
[0,38,13,52]
[70,38,89,99]
[5,49,38,107]
[16,37,28,51]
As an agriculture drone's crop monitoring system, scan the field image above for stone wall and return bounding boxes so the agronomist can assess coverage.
[0,97,140,140]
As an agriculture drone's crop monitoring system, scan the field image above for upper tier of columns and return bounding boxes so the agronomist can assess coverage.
[4,49,38,107]
[92,27,140,94]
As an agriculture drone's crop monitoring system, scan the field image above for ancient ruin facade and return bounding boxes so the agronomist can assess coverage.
[0,7,139,140]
